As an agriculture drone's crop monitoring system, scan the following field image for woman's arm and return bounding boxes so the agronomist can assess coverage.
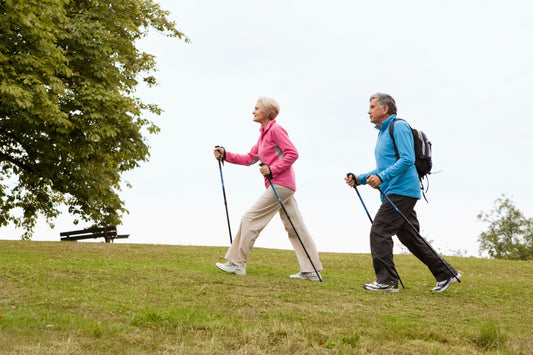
[268,125,298,176]
[225,139,260,166]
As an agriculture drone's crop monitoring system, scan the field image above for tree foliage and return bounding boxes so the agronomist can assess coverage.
[478,195,533,260]
[0,0,188,238]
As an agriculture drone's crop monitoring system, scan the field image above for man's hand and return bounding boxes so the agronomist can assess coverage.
[260,164,271,177]
[367,175,382,188]
[345,173,358,187]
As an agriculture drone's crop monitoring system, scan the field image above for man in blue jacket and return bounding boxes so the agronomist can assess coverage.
[345,93,461,292]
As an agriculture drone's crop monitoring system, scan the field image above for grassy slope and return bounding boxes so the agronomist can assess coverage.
[0,240,532,354]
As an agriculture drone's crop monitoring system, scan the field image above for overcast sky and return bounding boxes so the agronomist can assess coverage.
[2,0,532,258]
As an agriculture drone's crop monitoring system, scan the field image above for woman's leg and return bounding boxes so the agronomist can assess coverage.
[276,186,323,272]
[224,186,281,267]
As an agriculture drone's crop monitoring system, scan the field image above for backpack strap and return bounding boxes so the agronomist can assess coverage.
[388,117,405,161]
[388,118,429,203]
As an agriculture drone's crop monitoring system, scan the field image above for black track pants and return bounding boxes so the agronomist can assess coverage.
[370,194,457,285]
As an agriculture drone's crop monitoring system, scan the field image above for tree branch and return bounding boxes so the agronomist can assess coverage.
[0,151,41,175]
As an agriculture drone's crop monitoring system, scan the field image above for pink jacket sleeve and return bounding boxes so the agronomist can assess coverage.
[225,139,260,166]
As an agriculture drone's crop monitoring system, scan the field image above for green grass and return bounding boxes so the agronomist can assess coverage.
[1,240,532,354]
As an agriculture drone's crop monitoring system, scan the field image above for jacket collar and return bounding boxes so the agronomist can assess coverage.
[260,119,276,134]
[375,114,396,131]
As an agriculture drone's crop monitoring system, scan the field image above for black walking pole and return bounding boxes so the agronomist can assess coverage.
[346,173,405,289]
[347,173,374,224]
[261,163,322,282]
[215,146,232,244]
[377,187,461,283]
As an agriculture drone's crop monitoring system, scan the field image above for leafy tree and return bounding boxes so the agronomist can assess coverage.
[478,195,533,260]
[0,0,188,238]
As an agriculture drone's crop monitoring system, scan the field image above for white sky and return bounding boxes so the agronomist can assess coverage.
[2,0,532,257]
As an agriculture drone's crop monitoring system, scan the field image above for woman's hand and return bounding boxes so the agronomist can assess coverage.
[259,164,271,177]
[214,147,225,160]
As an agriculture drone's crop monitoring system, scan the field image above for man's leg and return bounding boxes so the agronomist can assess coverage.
[395,205,458,281]
[370,195,413,285]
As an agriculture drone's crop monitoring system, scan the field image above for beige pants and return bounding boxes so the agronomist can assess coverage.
[225,184,323,273]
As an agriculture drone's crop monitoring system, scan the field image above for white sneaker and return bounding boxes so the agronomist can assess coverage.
[363,281,399,292]
[215,262,246,275]
[431,273,461,292]
[290,271,321,281]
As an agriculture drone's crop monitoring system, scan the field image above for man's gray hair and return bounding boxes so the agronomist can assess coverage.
[370,93,397,115]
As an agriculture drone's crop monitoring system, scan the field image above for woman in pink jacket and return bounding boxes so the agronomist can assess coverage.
[213,97,323,281]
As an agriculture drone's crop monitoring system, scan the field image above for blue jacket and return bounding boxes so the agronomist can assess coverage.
[358,115,421,199]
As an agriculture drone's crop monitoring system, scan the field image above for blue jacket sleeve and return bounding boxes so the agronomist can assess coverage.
[358,169,377,185]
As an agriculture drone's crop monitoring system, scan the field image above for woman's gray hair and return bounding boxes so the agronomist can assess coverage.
[257,97,280,120]
[370,93,397,115]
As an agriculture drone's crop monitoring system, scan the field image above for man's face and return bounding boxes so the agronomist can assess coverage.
[368,98,389,126]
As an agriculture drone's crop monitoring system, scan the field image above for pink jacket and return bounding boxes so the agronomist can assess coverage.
[225,120,298,191]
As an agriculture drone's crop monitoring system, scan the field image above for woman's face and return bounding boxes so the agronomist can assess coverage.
[253,101,270,126]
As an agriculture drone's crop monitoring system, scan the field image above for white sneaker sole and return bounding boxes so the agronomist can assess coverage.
[290,272,321,281]
[363,285,399,293]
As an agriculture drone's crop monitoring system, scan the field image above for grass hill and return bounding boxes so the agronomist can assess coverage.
[1,240,532,354]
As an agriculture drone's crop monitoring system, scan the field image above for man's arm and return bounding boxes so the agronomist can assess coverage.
[377,121,414,182]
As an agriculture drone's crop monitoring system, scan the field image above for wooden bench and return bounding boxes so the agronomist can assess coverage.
[60,226,129,243]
